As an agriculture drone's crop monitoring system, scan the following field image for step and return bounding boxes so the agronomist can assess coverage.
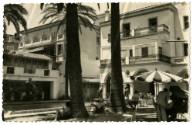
[4,107,63,119]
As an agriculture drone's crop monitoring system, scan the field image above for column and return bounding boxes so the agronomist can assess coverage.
[132,45,135,57]
[129,83,134,100]
[102,83,106,99]
[155,42,158,61]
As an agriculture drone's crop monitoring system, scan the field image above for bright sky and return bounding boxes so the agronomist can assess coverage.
[6,3,161,35]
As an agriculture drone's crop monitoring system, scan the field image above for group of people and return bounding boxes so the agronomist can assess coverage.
[124,86,175,121]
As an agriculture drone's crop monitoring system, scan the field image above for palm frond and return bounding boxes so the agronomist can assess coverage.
[40,3,97,34]
[4,4,28,34]
[5,4,28,15]
[5,13,20,34]
[5,10,27,31]
[40,11,60,24]
[78,5,96,12]
[78,15,97,31]
[79,12,97,22]
[55,3,65,13]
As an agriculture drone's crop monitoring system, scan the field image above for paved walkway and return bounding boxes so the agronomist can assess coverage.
[6,105,157,122]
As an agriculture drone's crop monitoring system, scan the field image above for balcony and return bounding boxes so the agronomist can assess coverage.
[107,24,169,41]
[100,54,171,67]
[41,35,52,43]
[171,56,188,64]
[134,24,169,37]
[128,54,171,64]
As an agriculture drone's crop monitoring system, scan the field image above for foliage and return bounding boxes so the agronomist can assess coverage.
[4,4,28,37]
[40,3,97,33]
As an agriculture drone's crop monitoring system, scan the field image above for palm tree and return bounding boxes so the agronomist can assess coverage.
[110,3,126,113]
[65,3,88,118]
[4,4,28,38]
[40,3,97,118]
[41,4,97,101]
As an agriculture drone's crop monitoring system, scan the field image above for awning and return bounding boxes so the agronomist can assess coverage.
[13,52,52,61]
[26,47,44,53]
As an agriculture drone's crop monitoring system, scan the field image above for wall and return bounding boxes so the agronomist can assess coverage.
[100,9,176,60]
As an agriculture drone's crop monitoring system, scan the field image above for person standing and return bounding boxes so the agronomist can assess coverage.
[156,88,171,121]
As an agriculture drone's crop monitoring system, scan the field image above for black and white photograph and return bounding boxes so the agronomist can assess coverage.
[1,1,190,122]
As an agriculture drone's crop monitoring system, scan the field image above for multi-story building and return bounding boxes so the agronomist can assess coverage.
[99,3,190,99]
[3,52,60,101]
[4,21,100,101]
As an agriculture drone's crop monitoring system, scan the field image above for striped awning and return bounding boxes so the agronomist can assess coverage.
[135,69,183,83]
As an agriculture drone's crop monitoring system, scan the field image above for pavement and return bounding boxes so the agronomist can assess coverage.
[3,101,187,122]
[4,103,157,122]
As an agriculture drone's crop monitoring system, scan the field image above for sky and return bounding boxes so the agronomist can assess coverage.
[6,3,162,35]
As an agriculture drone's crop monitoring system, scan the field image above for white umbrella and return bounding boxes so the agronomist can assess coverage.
[135,69,183,83]
[134,69,183,97]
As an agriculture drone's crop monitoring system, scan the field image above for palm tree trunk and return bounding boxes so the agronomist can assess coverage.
[65,58,69,98]
[110,3,126,113]
[66,3,88,118]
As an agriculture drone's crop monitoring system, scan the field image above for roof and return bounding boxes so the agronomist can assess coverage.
[6,52,52,61]
[121,3,176,16]
[20,21,100,34]
[100,3,177,26]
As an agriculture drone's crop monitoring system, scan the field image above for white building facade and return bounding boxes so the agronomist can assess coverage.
[99,3,190,99]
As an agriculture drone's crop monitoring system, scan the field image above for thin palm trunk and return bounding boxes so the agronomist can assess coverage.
[110,3,126,113]
[66,3,88,118]
[65,58,69,98]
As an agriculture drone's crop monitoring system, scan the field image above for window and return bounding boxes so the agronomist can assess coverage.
[129,49,133,57]
[159,47,162,55]
[7,67,14,74]
[184,43,188,56]
[96,36,100,45]
[142,47,148,57]
[51,32,57,41]
[183,16,189,29]
[122,23,130,37]
[24,67,36,74]
[148,17,158,32]
[108,34,111,42]
[25,38,31,44]
[57,44,63,55]
[44,69,50,76]
[42,33,49,41]
[57,34,63,40]
[33,36,40,43]
[24,59,36,74]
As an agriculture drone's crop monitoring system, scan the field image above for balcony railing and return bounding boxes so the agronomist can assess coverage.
[129,55,158,64]
[134,24,169,37]
[171,56,187,64]
[108,24,169,41]
[100,54,171,67]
